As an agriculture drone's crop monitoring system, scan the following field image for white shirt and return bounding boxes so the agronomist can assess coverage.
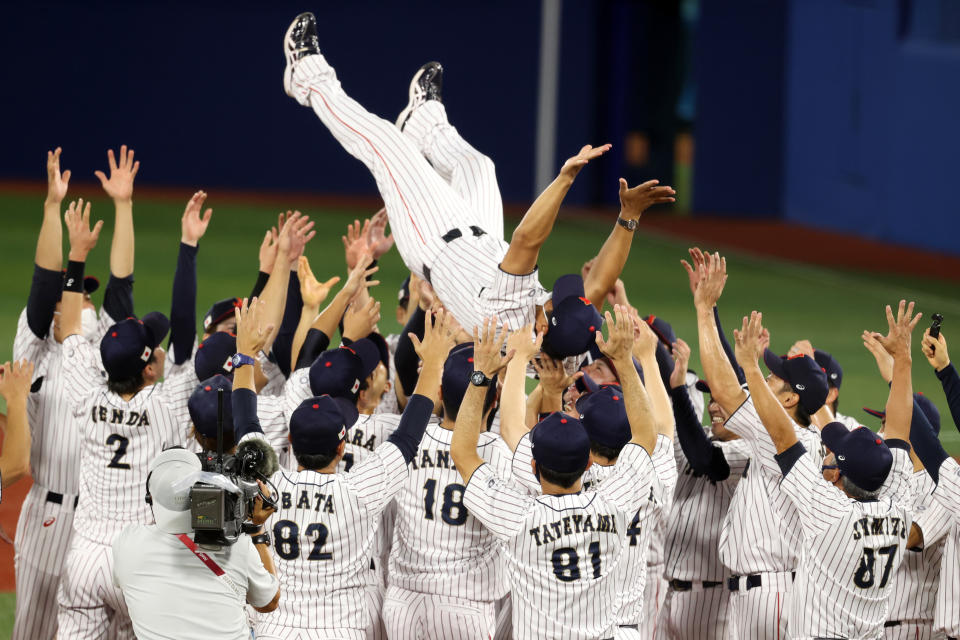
[112,524,278,640]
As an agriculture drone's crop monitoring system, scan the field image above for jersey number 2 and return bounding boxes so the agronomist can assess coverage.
[853,544,897,589]
[422,479,467,526]
[105,434,131,470]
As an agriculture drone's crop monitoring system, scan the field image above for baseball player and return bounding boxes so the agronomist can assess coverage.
[229,298,457,640]
[382,342,512,640]
[12,147,139,640]
[282,12,673,351]
[450,309,659,639]
[54,200,195,639]
[732,305,917,638]
[786,340,861,430]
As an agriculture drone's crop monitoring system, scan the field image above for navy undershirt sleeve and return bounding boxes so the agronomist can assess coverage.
[394,307,426,397]
[102,274,135,322]
[670,386,731,481]
[387,394,434,464]
[270,271,303,379]
[715,305,745,385]
[935,363,960,435]
[27,265,64,339]
[169,243,198,365]
[249,271,269,299]
[774,441,807,476]
[295,329,331,371]
[232,388,263,442]
[909,399,949,484]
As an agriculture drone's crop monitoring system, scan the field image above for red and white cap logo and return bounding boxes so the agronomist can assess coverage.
[223,357,234,373]
[140,346,153,362]
[351,379,360,394]
[337,425,346,440]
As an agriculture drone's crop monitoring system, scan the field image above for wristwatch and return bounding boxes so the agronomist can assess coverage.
[231,353,256,369]
[616,216,638,232]
[470,371,492,387]
[250,530,271,546]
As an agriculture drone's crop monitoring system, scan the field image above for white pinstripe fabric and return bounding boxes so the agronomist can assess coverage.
[934,457,960,515]
[56,533,135,639]
[381,585,497,640]
[654,585,731,640]
[726,588,788,640]
[932,523,960,637]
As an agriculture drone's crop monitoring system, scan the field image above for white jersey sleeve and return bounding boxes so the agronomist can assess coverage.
[509,432,541,495]
[342,441,408,517]
[778,447,852,537]
[933,457,960,515]
[60,334,106,413]
[595,444,656,516]
[14,307,50,371]
[282,368,312,419]
[255,394,291,461]
[463,463,536,541]
[914,483,955,548]
[724,394,822,476]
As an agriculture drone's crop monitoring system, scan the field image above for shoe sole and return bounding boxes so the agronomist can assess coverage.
[395,66,427,130]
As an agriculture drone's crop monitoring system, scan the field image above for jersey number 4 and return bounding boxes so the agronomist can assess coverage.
[551,542,603,582]
[853,544,897,589]
[273,519,333,561]
[422,479,467,526]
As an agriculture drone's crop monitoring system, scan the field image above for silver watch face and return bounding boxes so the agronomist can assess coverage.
[471,371,487,386]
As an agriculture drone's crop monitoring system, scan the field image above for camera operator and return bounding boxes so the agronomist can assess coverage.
[112,446,280,640]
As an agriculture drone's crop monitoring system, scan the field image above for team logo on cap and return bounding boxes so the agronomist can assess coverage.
[141,346,152,362]
[795,384,805,391]
[837,454,846,461]
[203,316,212,329]
[223,357,234,373]
[551,317,558,326]
[351,379,360,394]
[338,425,346,440]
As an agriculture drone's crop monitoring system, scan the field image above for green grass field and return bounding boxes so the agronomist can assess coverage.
[0,189,958,637]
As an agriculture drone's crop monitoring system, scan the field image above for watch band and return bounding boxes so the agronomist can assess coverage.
[231,353,256,369]
[616,216,638,232]
[470,371,492,387]
[250,531,271,546]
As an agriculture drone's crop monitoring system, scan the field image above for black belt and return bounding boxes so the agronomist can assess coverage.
[46,491,79,508]
[423,226,486,284]
[727,572,795,592]
[619,624,638,630]
[669,579,723,591]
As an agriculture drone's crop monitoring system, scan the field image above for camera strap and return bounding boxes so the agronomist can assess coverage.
[176,534,246,599]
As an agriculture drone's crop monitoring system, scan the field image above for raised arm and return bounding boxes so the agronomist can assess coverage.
[630,308,674,440]
[499,326,543,452]
[921,329,960,432]
[693,252,746,414]
[598,305,657,454]
[532,356,581,416]
[872,301,922,443]
[734,311,797,454]
[0,359,35,489]
[500,144,610,276]
[583,178,675,306]
[94,145,139,279]
[232,298,276,440]
[290,255,341,372]
[61,200,105,340]
[258,212,313,354]
[169,191,213,365]
[452,319,514,482]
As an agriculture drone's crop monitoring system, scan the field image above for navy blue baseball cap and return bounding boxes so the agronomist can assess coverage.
[203,297,241,332]
[814,349,843,388]
[762,350,829,414]
[576,385,630,450]
[644,314,677,349]
[289,395,359,456]
[398,276,411,305]
[309,339,381,400]
[442,343,498,413]
[695,379,712,394]
[821,423,893,492]
[100,312,170,379]
[195,331,237,381]
[188,375,233,439]
[574,371,600,395]
[863,392,941,435]
[544,275,604,359]
[365,332,390,375]
[530,412,591,473]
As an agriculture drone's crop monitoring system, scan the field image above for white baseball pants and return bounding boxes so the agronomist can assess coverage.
[726,585,789,640]
[56,533,134,640]
[382,584,497,640]
[654,583,729,640]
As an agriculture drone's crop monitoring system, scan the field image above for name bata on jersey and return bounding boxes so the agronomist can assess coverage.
[529,513,620,547]
[851,515,908,541]
[280,490,336,514]
[90,405,150,427]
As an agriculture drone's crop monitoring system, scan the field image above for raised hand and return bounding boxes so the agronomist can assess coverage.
[411,309,459,369]
[596,304,636,363]
[693,251,727,311]
[342,218,371,270]
[505,324,543,366]
[94,145,139,202]
[339,254,380,303]
[560,144,612,180]
[680,247,706,297]
[733,311,766,366]
[787,339,814,359]
[278,210,316,262]
[258,225,280,274]
[181,191,213,247]
[629,307,659,361]
[366,209,395,259]
[669,338,691,389]
[45,147,71,205]
[64,199,104,261]
[874,300,922,359]
[472,319,516,377]
[534,355,581,396]
[862,329,894,382]
[342,298,381,341]
[920,328,949,371]
[297,256,341,308]
[0,360,35,403]
[618,178,676,220]
[234,297,275,355]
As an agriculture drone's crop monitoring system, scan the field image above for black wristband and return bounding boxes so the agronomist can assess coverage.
[250,531,271,546]
[63,261,86,293]
[366,260,378,281]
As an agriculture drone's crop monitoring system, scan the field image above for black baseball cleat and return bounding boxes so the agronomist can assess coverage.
[283,12,321,98]
[396,61,444,131]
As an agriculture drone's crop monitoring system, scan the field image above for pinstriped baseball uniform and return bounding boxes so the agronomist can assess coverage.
[883,469,950,638]
[655,436,751,640]
[932,457,960,514]
[255,440,409,640]
[465,443,655,640]
[719,395,822,640]
[251,393,294,470]
[55,334,191,639]
[12,307,114,640]
[776,445,913,639]
[289,54,549,334]
[383,423,512,640]
[932,523,960,639]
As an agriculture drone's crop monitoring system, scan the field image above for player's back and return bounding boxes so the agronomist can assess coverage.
[390,423,510,600]
[266,444,404,631]
[788,497,910,638]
